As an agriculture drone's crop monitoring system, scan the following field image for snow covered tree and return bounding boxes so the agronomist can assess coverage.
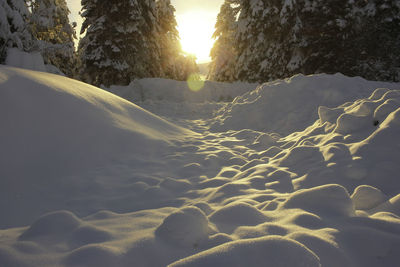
[232,0,400,82]
[29,0,76,76]
[208,0,238,82]
[282,0,353,77]
[79,0,162,87]
[156,0,181,79]
[139,0,163,77]
[0,0,35,63]
[233,0,306,82]
[346,0,400,81]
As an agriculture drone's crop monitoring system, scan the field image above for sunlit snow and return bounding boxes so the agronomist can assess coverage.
[1,65,400,267]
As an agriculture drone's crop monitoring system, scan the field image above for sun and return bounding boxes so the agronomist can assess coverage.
[176,11,216,63]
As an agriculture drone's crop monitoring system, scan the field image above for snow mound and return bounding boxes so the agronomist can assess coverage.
[168,236,321,267]
[209,202,268,229]
[63,244,120,267]
[0,65,192,227]
[0,66,189,172]
[211,73,399,135]
[282,184,355,217]
[5,48,46,72]
[155,207,210,247]
[19,210,82,241]
[257,86,400,195]
[351,185,387,210]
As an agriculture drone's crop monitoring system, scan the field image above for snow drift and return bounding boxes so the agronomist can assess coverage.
[211,73,400,135]
[107,78,258,120]
[0,65,191,227]
[108,78,257,103]
[1,66,400,267]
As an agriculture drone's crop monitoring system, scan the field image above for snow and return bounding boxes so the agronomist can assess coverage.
[169,236,321,267]
[282,184,356,217]
[5,48,65,75]
[5,48,46,72]
[108,78,257,103]
[0,65,190,227]
[1,65,400,266]
[210,73,400,135]
[351,185,387,210]
[155,207,210,247]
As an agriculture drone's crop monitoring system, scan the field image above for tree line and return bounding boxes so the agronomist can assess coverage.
[0,0,198,87]
[208,0,400,83]
[2,0,399,86]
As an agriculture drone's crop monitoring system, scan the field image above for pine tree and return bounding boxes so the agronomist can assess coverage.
[208,0,238,82]
[156,0,180,79]
[138,0,162,78]
[0,0,35,63]
[79,0,162,87]
[347,0,400,81]
[294,1,359,75]
[231,0,400,82]
[30,0,76,76]
[234,0,274,82]
[79,0,134,86]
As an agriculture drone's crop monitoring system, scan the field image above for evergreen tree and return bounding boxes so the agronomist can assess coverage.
[156,0,180,79]
[231,0,400,82]
[139,0,163,77]
[347,0,400,81]
[279,0,352,77]
[0,0,35,63]
[30,0,77,76]
[79,0,160,87]
[208,0,238,82]
[234,0,276,82]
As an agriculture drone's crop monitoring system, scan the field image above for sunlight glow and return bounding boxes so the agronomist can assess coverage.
[187,73,205,91]
[176,11,216,63]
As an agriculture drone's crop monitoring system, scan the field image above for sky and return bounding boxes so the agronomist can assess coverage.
[66,0,225,63]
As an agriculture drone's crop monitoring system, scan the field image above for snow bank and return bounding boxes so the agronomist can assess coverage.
[0,65,191,227]
[1,68,400,267]
[107,78,257,120]
[282,87,400,195]
[5,48,66,75]
[5,48,46,72]
[211,73,400,135]
[108,78,258,103]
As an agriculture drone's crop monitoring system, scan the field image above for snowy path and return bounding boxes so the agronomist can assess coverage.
[1,66,400,267]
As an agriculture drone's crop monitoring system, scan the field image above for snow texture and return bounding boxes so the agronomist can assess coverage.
[1,65,400,267]
[211,73,400,135]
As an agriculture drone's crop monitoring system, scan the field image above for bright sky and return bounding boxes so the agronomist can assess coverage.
[66,0,224,63]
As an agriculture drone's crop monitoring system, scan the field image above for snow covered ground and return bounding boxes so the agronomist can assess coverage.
[1,65,400,267]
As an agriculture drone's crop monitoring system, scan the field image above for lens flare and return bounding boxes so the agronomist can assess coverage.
[187,73,205,92]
